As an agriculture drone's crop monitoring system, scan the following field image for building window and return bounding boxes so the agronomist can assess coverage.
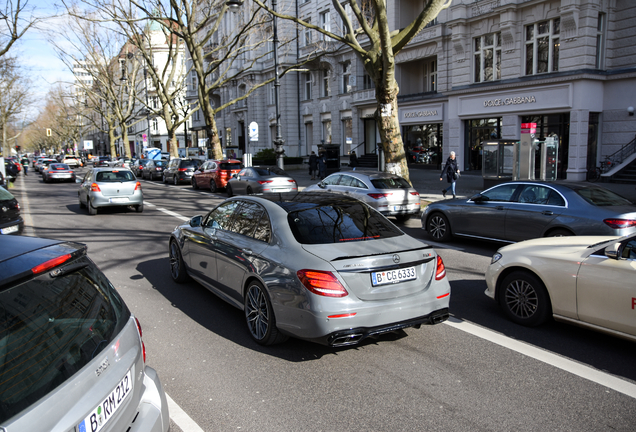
[428,59,437,91]
[321,69,330,97]
[304,18,312,46]
[303,72,312,100]
[194,109,200,121]
[342,61,351,94]
[342,118,352,153]
[305,122,313,154]
[190,71,197,89]
[596,13,606,69]
[363,72,373,90]
[474,33,501,83]
[322,120,331,144]
[268,82,275,105]
[319,11,330,40]
[152,118,158,132]
[525,19,560,75]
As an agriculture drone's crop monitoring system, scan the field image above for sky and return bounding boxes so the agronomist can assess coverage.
[9,1,76,118]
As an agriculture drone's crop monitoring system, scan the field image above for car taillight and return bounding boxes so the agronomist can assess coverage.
[178,168,188,171]
[367,193,391,199]
[604,219,636,229]
[134,182,141,190]
[258,180,273,184]
[410,192,420,196]
[288,180,296,184]
[32,254,73,274]
[435,255,446,280]
[90,183,101,192]
[297,269,348,297]
[135,317,146,363]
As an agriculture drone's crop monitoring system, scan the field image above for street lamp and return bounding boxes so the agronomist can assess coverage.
[227,0,284,169]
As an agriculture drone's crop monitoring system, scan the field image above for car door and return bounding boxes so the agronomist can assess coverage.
[213,201,270,305]
[575,236,636,337]
[455,183,520,240]
[320,174,344,194]
[79,170,93,204]
[232,168,251,194]
[504,184,565,241]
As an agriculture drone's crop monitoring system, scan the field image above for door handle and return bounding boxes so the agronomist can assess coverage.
[242,248,253,255]
[542,211,553,215]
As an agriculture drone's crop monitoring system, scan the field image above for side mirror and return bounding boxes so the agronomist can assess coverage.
[470,193,489,202]
[318,182,326,189]
[604,242,622,259]
[189,215,203,228]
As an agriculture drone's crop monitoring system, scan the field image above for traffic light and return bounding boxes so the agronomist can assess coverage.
[46,128,52,136]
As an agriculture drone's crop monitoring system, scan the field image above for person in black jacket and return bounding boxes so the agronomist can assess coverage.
[309,151,318,180]
[440,151,460,198]
[349,150,358,170]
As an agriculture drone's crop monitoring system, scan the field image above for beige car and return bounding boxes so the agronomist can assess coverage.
[485,234,636,342]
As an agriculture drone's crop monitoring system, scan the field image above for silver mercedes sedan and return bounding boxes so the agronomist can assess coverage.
[226,166,298,196]
[78,167,143,215]
[304,170,421,222]
[169,192,450,347]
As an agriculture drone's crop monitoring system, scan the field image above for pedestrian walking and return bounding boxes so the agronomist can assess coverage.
[318,151,327,180]
[349,150,358,171]
[440,151,460,198]
[309,151,318,180]
[21,157,29,176]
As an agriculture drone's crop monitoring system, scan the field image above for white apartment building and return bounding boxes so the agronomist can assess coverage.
[191,0,636,181]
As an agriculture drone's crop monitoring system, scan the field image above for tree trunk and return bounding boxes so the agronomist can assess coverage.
[169,130,178,159]
[205,113,223,160]
[122,129,132,159]
[375,84,410,184]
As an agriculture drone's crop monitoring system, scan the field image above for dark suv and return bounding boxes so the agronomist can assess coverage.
[163,157,203,185]
[0,235,169,430]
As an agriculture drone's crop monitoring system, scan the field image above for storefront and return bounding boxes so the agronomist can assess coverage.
[399,103,444,168]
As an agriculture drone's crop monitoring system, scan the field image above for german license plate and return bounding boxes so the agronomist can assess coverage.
[392,205,404,211]
[78,369,133,432]
[109,197,129,203]
[371,266,416,286]
[1,224,19,234]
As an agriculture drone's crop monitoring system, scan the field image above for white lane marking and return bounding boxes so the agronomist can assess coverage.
[157,207,189,221]
[166,393,205,432]
[145,201,156,207]
[444,317,636,399]
[17,174,36,236]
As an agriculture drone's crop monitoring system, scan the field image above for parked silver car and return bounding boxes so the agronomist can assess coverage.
[422,181,636,243]
[42,162,77,183]
[226,166,298,196]
[78,167,143,215]
[0,235,170,431]
[304,170,421,222]
[168,192,450,347]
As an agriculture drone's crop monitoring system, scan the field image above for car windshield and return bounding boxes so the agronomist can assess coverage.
[576,187,632,206]
[287,202,403,244]
[96,170,135,182]
[0,258,129,423]
[254,167,287,176]
[220,162,243,170]
[370,177,411,189]
[0,187,14,201]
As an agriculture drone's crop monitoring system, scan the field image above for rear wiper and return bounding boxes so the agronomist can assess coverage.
[50,262,89,278]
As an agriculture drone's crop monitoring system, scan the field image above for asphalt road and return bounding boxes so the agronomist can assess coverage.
[11,169,636,432]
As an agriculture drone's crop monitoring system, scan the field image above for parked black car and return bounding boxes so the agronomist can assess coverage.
[142,159,167,180]
[0,186,24,235]
[163,158,202,185]
[132,158,151,177]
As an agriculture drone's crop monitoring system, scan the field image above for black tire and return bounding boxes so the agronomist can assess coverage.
[192,178,199,189]
[246,186,253,195]
[169,240,190,283]
[162,174,167,184]
[88,200,98,215]
[244,281,288,345]
[546,228,573,237]
[174,175,179,186]
[499,271,551,327]
[226,184,233,197]
[210,179,217,193]
[135,203,144,213]
[395,214,411,223]
[587,167,601,182]
[427,212,451,242]
[79,196,86,208]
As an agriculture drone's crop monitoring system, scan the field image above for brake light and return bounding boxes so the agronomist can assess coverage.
[178,168,188,171]
[297,269,348,297]
[368,193,391,199]
[32,254,73,274]
[134,182,141,191]
[135,317,146,363]
[90,183,101,192]
[258,180,273,184]
[288,180,296,184]
[435,255,446,280]
[603,219,636,229]
[410,192,420,196]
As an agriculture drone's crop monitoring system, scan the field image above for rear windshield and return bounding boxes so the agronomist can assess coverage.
[153,160,166,167]
[287,202,403,244]
[576,187,633,206]
[370,177,412,189]
[96,171,135,182]
[254,167,287,176]
[50,164,70,170]
[180,160,201,168]
[220,162,243,170]
[0,187,14,201]
[0,257,129,422]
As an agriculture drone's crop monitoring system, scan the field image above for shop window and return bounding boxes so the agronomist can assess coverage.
[474,33,501,83]
[596,13,606,69]
[525,19,560,75]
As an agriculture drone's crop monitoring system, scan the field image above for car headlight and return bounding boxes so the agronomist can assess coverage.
[491,253,502,264]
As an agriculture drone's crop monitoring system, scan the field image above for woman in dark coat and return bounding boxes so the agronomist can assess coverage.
[440,151,460,198]
[309,151,318,180]
[349,150,358,170]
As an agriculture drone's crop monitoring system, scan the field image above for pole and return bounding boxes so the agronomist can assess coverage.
[272,0,284,170]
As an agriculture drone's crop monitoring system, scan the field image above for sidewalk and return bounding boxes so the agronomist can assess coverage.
[286,165,636,204]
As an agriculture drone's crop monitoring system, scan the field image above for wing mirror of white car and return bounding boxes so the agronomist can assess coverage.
[189,215,203,228]
[604,242,622,259]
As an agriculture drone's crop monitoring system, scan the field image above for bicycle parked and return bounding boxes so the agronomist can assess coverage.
[587,157,615,182]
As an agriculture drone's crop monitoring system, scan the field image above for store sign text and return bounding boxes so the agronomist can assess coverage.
[483,96,536,107]
[404,110,438,118]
